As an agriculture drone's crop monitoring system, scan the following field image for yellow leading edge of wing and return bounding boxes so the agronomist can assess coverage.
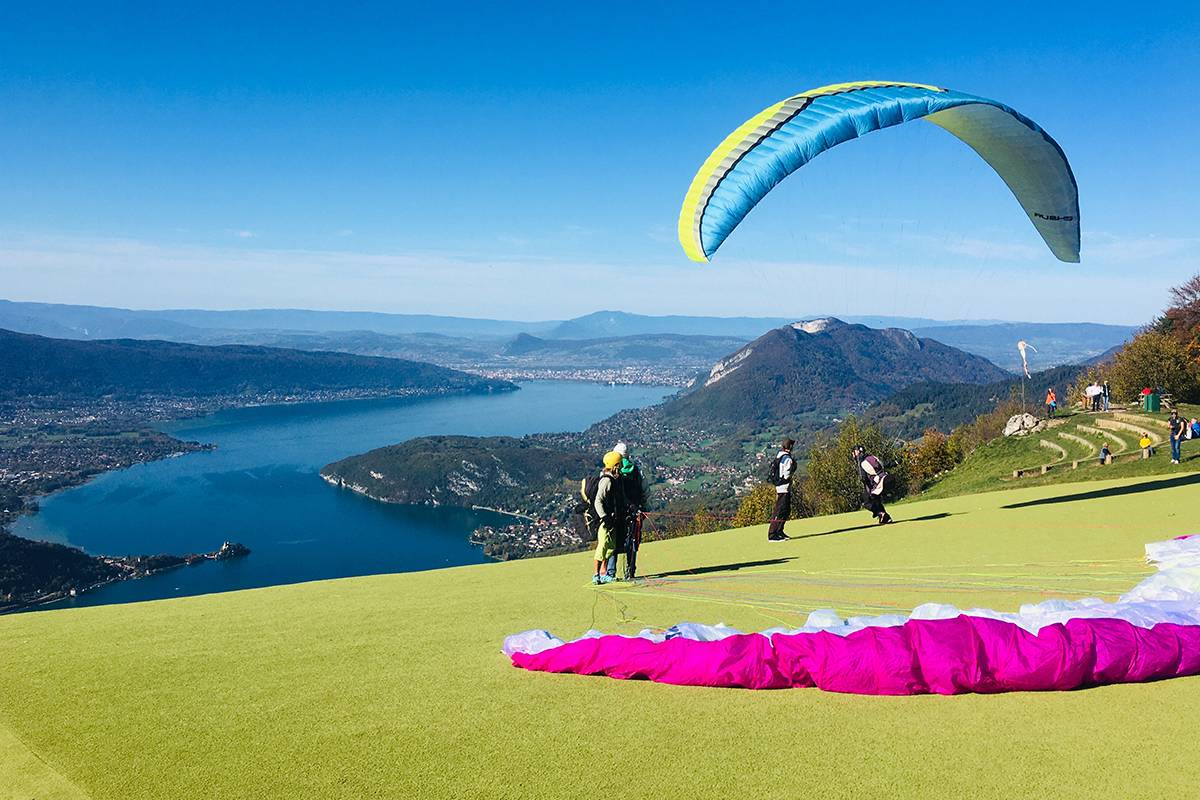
[677,99,788,262]
[677,81,945,263]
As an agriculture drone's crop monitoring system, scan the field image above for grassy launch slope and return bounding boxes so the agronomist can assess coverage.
[3,474,1200,799]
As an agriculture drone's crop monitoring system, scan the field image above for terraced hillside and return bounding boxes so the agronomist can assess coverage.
[2,474,1200,799]
[917,405,1197,500]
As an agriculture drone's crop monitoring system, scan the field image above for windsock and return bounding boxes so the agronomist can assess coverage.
[1017,340,1037,379]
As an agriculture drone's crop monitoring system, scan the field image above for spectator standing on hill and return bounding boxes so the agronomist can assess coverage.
[767,438,795,541]
[853,445,892,525]
[1168,410,1186,464]
[591,451,625,585]
[1102,380,1111,412]
[1045,388,1057,417]
[611,441,646,580]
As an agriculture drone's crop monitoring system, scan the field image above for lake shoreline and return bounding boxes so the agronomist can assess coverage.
[10,381,673,610]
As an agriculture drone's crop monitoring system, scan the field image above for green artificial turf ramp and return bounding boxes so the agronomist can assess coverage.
[2,473,1199,798]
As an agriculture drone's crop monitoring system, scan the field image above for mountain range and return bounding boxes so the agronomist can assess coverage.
[0,300,1135,374]
[0,329,513,399]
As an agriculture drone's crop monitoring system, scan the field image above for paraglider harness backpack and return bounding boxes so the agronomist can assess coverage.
[575,473,607,539]
[861,455,890,496]
[767,452,793,488]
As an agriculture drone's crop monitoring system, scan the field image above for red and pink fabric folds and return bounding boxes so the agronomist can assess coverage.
[503,536,1200,695]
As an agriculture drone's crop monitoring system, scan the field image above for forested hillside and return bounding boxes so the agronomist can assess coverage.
[0,329,514,399]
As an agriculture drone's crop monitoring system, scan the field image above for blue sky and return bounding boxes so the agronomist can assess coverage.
[1,2,1197,323]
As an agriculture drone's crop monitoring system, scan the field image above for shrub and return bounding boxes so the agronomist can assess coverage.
[802,417,907,516]
[905,428,959,492]
[732,481,806,528]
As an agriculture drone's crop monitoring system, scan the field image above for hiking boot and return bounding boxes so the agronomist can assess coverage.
[592,574,602,585]
[878,513,893,525]
[597,574,615,585]
[768,535,788,542]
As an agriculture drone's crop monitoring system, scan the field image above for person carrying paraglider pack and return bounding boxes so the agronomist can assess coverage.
[767,438,795,541]
[610,441,646,580]
[583,451,625,585]
[852,445,892,525]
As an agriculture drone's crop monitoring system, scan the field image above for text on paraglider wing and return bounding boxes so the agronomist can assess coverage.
[1032,213,1075,221]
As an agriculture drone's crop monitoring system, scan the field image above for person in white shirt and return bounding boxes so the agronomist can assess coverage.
[768,438,795,541]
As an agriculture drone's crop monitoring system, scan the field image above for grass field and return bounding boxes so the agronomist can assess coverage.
[3,472,1200,799]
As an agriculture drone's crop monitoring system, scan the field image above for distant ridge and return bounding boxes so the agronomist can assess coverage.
[0,300,1136,370]
[0,299,555,340]
[0,329,514,399]
[912,322,1134,371]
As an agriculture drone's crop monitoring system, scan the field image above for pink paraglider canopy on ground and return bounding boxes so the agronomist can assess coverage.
[504,537,1200,695]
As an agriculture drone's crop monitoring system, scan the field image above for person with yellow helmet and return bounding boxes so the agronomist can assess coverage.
[591,451,625,585]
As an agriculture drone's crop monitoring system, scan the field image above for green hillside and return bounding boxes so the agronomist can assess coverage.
[321,434,591,516]
[915,406,1197,500]
[0,328,514,399]
[3,472,1200,799]
[866,363,1085,439]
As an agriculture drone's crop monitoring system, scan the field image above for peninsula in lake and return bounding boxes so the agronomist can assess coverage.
[0,328,515,610]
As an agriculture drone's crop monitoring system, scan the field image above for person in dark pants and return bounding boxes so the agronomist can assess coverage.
[611,441,646,580]
[853,445,892,525]
[1168,410,1186,464]
[767,438,796,541]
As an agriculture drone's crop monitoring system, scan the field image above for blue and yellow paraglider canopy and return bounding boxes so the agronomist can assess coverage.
[678,81,1080,263]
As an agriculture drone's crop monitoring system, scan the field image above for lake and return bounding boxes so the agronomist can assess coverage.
[15,381,672,610]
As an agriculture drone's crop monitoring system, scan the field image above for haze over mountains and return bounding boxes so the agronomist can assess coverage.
[0,300,1133,376]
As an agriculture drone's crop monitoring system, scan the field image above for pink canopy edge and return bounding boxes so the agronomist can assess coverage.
[510,615,1200,695]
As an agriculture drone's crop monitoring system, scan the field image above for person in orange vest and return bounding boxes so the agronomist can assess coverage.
[1045,388,1057,417]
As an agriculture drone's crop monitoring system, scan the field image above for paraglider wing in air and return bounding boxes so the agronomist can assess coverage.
[678,81,1080,263]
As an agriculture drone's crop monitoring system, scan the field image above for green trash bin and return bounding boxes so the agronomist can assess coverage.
[1146,393,1161,412]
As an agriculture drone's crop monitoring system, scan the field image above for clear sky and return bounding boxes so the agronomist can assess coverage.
[1,2,1197,323]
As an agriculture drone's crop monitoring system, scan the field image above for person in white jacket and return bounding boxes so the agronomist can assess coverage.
[768,438,795,541]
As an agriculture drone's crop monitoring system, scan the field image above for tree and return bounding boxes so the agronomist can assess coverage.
[905,428,959,493]
[1107,331,1199,403]
[732,483,777,528]
[732,481,806,528]
[1157,273,1200,343]
[802,417,908,516]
